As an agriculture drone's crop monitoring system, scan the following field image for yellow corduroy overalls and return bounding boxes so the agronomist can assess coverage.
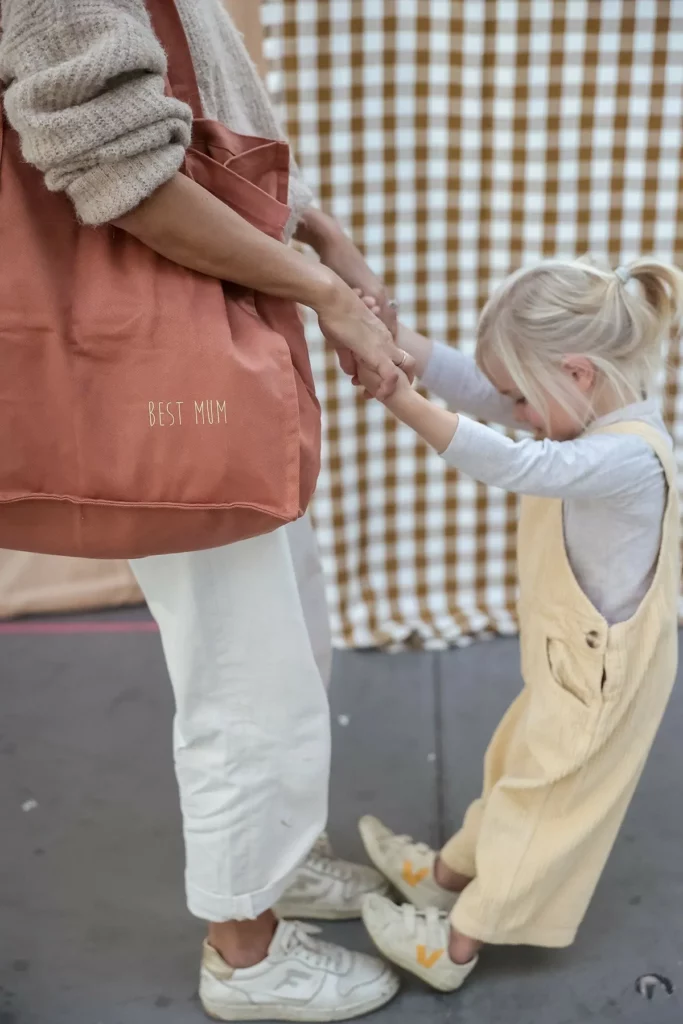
[442,421,679,947]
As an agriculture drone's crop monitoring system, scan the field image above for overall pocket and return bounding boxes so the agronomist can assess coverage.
[546,635,606,708]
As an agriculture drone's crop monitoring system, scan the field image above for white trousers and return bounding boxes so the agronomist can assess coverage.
[130,515,332,921]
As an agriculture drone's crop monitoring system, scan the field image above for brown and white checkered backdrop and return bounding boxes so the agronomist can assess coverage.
[262,0,683,649]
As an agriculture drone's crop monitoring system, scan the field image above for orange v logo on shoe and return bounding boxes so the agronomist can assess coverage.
[416,944,444,969]
[402,860,429,887]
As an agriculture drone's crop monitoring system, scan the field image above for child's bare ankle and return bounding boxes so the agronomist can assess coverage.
[448,927,482,966]
[434,855,472,894]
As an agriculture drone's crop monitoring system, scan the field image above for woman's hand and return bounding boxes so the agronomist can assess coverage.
[314,281,413,400]
[294,209,416,390]
[295,208,398,337]
[354,293,432,378]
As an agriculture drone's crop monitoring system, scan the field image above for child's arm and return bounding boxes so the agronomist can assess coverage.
[382,377,462,455]
[396,323,519,429]
[354,297,517,426]
[360,368,662,501]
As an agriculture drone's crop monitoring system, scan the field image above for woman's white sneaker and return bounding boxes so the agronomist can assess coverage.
[362,894,477,993]
[358,816,456,912]
[276,834,389,921]
[200,920,400,1022]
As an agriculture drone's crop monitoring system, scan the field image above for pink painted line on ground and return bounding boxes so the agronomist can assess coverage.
[0,620,158,635]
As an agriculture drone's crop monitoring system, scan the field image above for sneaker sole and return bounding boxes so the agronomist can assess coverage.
[201,976,400,1022]
[362,910,474,994]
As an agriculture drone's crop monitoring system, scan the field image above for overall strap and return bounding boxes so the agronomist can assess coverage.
[145,0,203,118]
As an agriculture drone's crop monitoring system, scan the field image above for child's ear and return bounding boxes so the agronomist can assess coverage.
[562,355,596,394]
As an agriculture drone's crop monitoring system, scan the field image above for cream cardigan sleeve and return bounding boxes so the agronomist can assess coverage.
[0,0,192,224]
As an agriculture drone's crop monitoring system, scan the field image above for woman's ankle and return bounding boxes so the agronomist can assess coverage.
[208,911,277,969]
[434,855,472,894]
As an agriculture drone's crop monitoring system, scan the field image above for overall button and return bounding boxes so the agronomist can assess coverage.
[586,630,600,649]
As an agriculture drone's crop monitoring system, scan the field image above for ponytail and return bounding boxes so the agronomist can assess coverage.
[619,258,683,339]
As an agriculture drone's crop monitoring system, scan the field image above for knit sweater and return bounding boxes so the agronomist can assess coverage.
[0,0,312,230]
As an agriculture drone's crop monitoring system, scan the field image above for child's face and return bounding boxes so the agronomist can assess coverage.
[487,359,589,441]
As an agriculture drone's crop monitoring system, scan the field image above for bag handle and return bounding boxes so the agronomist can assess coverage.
[145,0,204,119]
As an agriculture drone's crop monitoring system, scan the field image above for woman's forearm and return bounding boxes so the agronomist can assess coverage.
[293,206,337,251]
[117,172,407,394]
[116,172,339,312]
[294,206,399,338]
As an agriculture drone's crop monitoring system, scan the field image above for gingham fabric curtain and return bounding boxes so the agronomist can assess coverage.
[263,0,683,649]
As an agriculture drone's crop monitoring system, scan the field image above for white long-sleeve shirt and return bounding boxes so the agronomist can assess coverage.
[421,342,669,624]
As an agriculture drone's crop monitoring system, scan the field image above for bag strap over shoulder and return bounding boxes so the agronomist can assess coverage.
[145,0,204,119]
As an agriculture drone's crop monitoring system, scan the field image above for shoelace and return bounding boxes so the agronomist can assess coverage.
[279,921,346,972]
[308,835,358,883]
[306,852,358,882]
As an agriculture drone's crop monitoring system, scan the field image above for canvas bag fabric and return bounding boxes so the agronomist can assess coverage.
[0,0,320,560]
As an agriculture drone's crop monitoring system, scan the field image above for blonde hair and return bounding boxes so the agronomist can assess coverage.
[476,257,683,427]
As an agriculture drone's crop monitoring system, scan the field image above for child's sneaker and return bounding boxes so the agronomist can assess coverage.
[358,816,456,912]
[362,894,477,993]
[200,920,400,1021]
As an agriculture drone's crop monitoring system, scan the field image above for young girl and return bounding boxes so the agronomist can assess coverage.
[354,258,682,993]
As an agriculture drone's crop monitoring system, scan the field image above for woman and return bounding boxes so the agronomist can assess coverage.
[0,0,412,1019]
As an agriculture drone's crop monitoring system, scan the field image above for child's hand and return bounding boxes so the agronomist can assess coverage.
[355,363,383,398]
[357,361,412,407]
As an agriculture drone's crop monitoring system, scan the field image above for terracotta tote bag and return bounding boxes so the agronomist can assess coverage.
[0,0,320,559]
